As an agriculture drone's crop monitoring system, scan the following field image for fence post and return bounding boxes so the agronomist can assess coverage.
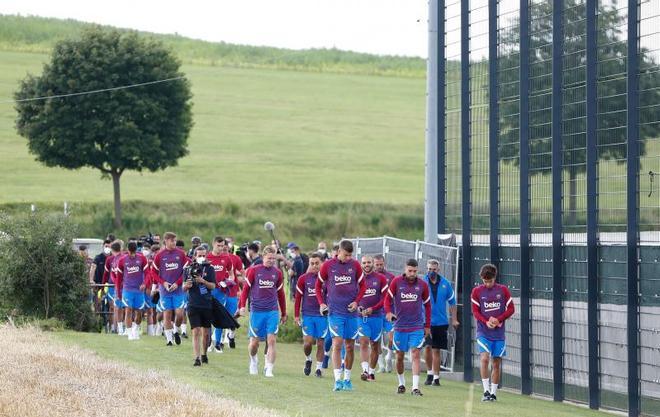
[488,0,499,266]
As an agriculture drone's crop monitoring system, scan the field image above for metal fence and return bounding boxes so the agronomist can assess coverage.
[430,0,660,415]
[348,236,460,372]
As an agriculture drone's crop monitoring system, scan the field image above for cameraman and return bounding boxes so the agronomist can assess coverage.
[183,246,216,366]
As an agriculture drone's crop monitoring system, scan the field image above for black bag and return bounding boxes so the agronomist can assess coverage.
[300,253,309,273]
[211,298,241,330]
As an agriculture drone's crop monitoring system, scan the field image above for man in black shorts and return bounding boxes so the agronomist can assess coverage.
[423,259,459,385]
[183,246,216,366]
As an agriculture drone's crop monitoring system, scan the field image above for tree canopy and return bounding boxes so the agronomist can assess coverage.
[14,27,193,227]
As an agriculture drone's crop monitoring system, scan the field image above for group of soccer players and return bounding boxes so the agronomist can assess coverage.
[94,232,514,401]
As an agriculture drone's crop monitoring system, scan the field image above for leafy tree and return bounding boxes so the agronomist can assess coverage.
[14,27,193,228]
[0,212,96,331]
[497,0,660,224]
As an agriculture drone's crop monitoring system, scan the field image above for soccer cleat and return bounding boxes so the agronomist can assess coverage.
[174,332,181,345]
[343,380,354,391]
[166,341,173,346]
[181,332,188,339]
[214,343,224,353]
[397,385,406,394]
[304,360,312,376]
[368,374,375,382]
[333,380,343,391]
[201,355,208,364]
[411,389,423,396]
[322,355,330,369]
[424,374,434,385]
[360,372,369,381]
[482,391,492,402]
[194,358,201,367]
[249,362,258,375]
[489,394,497,402]
[228,337,236,349]
[207,344,214,353]
[315,369,322,378]
[432,379,441,386]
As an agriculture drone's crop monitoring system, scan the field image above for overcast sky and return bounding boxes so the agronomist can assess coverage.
[1,0,430,57]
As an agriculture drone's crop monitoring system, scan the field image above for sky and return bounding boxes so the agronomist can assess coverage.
[0,0,430,58]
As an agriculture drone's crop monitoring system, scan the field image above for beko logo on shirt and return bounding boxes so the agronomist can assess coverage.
[307,287,316,296]
[484,301,501,312]
[400,292,418,302]
[165,262,179,271]
[213,264,224,272]
[334,275,352,285]
[259,279,275,288]
[127,265,140,274]
[364,288,377,297]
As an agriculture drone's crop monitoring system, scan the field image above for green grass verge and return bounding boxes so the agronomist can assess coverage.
[52,330,612,417]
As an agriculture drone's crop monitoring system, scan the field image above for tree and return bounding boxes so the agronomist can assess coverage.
[497,0,660,225]
[14,27,193,228]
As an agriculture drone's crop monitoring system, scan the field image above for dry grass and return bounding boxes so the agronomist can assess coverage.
[0,325,279,417]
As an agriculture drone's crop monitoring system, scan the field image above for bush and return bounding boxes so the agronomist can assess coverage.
[0,212,97,331]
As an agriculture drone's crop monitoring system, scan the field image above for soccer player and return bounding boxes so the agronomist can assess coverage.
[227,242,245,348]
[374,254,395,372]
[384,258,431,396]
[357,255,388,382]
[238,246,287,377]
[294,253,327,377]
[423,259,459,386]
[117,241,149,340]
[316,239,366,392]
[206,236,235,352]
[142,244,159,336]
[102,240,124,334]
[183,246,216,366]
[471,263,515,402]
[153,232,190,346]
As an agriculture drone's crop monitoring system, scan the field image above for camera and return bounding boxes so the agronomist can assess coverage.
[184,261,206,283]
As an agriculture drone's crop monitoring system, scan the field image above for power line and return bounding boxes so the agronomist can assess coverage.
[1,76,185,104]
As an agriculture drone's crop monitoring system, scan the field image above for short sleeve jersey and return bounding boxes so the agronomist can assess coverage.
[358,271,388,316]
[388,276,430,332]
[245,264,283,312]
[153,248,189,295]
[118,253,148,292]
[471,283,512,341]
[318,257,363,317]
[296,272,321,317]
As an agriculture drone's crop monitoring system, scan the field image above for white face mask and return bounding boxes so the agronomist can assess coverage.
[196,256,206,264]
[142,250,151,257]
[103,247,111,255]
[318,248,326,254]
[288,249,294,258]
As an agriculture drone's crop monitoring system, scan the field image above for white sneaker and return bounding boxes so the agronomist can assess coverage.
[207,344,214,353]
[264,367,274,378]
[249,361,258,375]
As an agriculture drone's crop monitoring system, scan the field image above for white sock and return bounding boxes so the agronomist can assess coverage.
[265,362,273,371]
[412,375,420,390]
[490,383,498,396]
[173,325,179,334]
[361,361,369,372]
[306,355,312,361]
[164,329,173,343]
[344,369,351,381]
[369,367,376,375]
[250,354,258,365]
[118,322,124,334]
[180,324,187,335]
[434,374,440,381]
[333,369,342,382]
[427,370,434,375]
[228,330,235,338]
[397,373,405,386]
[482,378,490,392]
[316,361,323,370]
[147,324,155,336]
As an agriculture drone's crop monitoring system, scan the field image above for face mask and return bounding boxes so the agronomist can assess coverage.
[142,250,151,257]
[103,247,111,255]
[196,256,206,264]
[318,249,326,254]
[428,271,437,279]
[287,250,294,257]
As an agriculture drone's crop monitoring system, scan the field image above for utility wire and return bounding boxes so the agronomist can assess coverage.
[1,76,185,104]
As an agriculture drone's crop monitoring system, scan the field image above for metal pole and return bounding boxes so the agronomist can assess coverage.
[425,0,440,243]
[438,0,446,235]
[488,0,499,265]
[460,0,473,383]
[585,0,600,409]
[551,0,565,402]
[626,0,640,415]
[519,0,532,395]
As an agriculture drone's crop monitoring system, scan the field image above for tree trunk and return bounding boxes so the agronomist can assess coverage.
[111,170,123,229]
[569,166,577,226]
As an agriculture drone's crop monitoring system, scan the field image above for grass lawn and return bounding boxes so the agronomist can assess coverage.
[54,330,612,417]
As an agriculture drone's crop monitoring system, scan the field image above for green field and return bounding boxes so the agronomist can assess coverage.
[0,49,426,205]
[54,330,611,417]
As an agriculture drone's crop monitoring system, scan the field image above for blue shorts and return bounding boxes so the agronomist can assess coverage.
[248,310,280,339]
[327,315,359,340]
[382,316,394,333]
[302,315,328,339]
[158,293,187,311]
[144,294,155,309]
[212,288,226,304]
[392,330,425,352]
[358,316,384,342]
[122,290,146,310]
[106,287,123,308]
[224,296,239,316]
[476,336,507,358]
